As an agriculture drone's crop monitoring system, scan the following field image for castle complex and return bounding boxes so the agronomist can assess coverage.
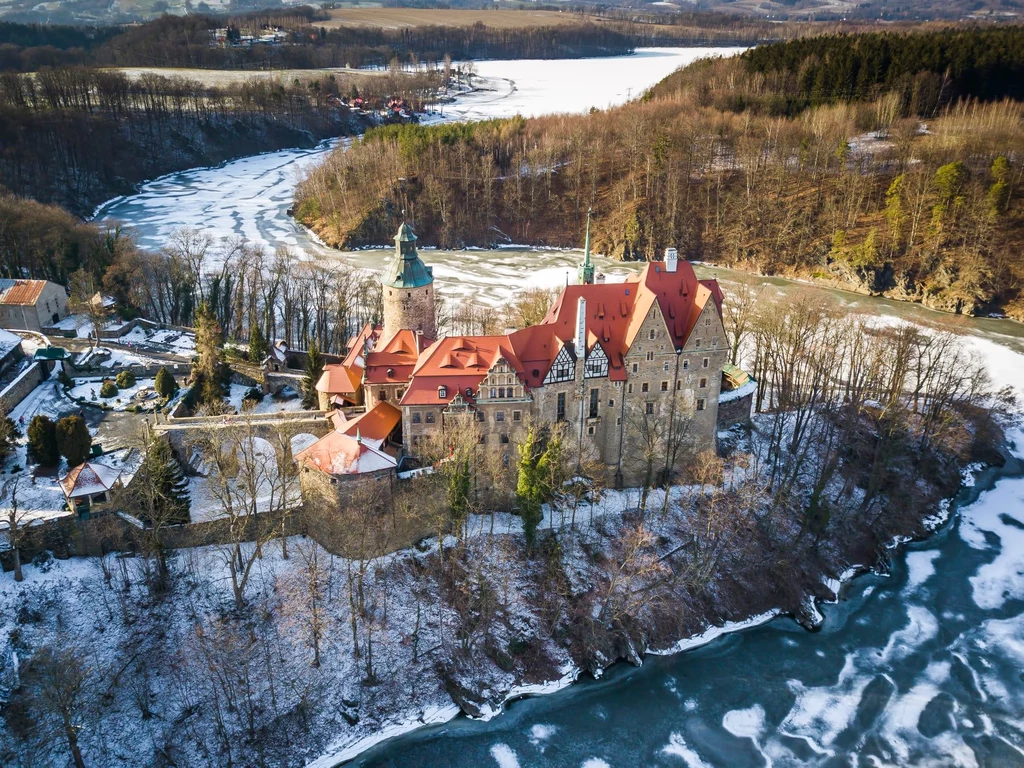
[299,220,732,495]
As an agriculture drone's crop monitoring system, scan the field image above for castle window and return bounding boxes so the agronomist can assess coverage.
[496,411,505,422]
[379,390,387,401]
[513,410,521,422]
[500,433,510,444]
[705,317,711,326]
[632,363,638,373]
[646,352,654,362]
[438,385,447,399]
[661,381,668,391]
[498,388,505,399]
[646,402,654,415]
[387,368,395,378]
[697,398,706,411]
[628,383,633,394]
[676,381,682,390]
[699,377,708,388]
[425,412,436,424]
[589,388,599,418]
[412,412,421,424]
[490,387,496,398]
[557,392,566,422]
[642,383,649,393]
[649,329,656,340]
[588,425,595,435]
[702,358,709,368]
[683,360,689,370]
[664,362,670,372]
[475,411,485,422]
[696,339,702,348]
[608,399,614,407]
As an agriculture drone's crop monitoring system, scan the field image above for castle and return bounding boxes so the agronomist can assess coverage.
[296,219,732,500]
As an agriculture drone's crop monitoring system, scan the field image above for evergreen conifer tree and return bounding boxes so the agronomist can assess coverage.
[249,324,269,363]
[27,415,59,466]
[55,414,91,467]
[516,426,544,554]
[155,367,178,399]
[303,339,323,409]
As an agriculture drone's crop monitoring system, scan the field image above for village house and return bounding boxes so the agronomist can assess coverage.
[0,279,67,332]
[303,218,734,496]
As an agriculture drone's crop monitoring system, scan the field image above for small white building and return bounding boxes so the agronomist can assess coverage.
[0,279,68,332]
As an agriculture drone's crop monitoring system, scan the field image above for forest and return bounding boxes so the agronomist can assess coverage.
[0,65,442,215]
[294,27,1024,318]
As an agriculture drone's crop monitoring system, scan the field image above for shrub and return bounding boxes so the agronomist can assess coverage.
[115,370,136,388]
[27,415,59,466]
[57,367,73,388]
[100,379,118,398]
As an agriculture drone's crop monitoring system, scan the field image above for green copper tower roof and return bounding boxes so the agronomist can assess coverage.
[382,223,433,289]
[577,207,595,285]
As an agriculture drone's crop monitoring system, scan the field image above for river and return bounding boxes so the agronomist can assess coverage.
[92,49,1024,768]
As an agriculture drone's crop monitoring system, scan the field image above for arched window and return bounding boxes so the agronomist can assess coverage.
[490,387,496,398]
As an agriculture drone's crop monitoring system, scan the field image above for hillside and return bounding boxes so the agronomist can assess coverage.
[294,27,1024,319]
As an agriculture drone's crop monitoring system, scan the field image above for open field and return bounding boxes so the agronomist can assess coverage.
[110,66,393,85]
[320,8,597,29]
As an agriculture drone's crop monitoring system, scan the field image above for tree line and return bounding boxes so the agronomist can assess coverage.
[295,30,1024,318]
[0,65,440,214]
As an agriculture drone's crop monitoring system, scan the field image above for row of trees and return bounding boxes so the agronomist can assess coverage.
[296,44,1023,317]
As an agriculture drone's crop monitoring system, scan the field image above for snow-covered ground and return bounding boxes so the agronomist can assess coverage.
[69,377,159,411]
[224,383,305,415]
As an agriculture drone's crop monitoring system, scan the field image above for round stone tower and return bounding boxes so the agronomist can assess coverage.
[381,222,436,343]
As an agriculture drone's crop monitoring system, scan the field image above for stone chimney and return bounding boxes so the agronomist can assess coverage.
[665,247,678,273]
[575,296,587,356]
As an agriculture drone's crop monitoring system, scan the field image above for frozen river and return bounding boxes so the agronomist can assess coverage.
[92,47,1024,768]
[93,47,741,307]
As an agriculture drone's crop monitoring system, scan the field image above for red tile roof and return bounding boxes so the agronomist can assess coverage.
[316,363,361,395]
[365,329,433,385]
[294,430,397,476]
[341,401,402,444]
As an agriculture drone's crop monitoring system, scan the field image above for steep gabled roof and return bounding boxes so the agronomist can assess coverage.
[316,363,361,395]
[340,401,402,447]
[402,335,521,406]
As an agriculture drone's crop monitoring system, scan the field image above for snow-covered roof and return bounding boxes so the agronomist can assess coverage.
[58,448,142,499]
[0,329,22,360]
[719,379,757,404]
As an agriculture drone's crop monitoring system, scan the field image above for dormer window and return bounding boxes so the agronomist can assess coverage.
[387,368,395,378]
[438,385,447,399]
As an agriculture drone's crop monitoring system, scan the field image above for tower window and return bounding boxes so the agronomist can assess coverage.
[557,392,566,422]
[697,399,706,411]
[642,383,649,393]
[683,360,689,370]
[496,411,505,422]
[702,358,709,369]
[589,388,599,418]
[699,377,708,388]
[661,381,668,391]
[646,402,654,415]
[425,412,435,423]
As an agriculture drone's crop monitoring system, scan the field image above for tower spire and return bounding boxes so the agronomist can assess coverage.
[577,207,595,285]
